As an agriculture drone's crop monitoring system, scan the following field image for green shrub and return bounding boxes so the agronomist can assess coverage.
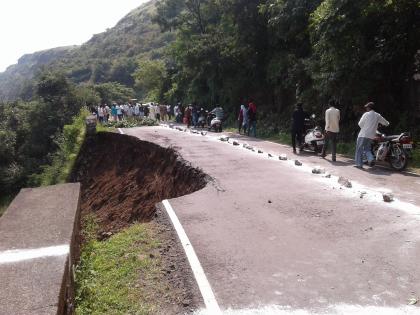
[30,108,89,186]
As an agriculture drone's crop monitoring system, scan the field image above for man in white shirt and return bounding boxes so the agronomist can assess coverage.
[321,99,340,161]
[355,102,389,168]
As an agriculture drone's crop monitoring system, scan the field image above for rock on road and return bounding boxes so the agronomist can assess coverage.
[124,126,420,315]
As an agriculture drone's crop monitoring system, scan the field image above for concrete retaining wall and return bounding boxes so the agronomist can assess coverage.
[0,183,81,315]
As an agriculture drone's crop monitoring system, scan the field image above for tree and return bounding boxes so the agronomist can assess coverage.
[93,82,134,104]
[309,0,420,128]
[109,58,137,86]
[133,59,167,102]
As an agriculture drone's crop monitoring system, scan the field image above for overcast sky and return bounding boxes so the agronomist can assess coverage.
[0,0,148,72]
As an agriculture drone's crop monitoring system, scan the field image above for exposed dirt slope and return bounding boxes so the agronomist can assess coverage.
[71,132,207,233]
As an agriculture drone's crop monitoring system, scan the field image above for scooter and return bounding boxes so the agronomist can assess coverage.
[302,114,325,153]
[207,113,223,132]
[197,110,207,128]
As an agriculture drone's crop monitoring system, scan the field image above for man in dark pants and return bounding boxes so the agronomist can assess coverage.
[291,103,307,153]
[247,98,257,137]
[321,99,340,161]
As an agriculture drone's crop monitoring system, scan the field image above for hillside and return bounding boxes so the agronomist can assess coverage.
[0,0,174,101]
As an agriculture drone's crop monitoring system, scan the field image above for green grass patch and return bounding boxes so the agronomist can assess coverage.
[96,123,117,133]
[30,108,89,186]
[75,221,166,315]
[263,132,292,146]
[0,194,14,217]
[409,146,420,173]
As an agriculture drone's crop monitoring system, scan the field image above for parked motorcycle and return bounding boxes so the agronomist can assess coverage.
[365,131,414,171]
[302,114,325,153]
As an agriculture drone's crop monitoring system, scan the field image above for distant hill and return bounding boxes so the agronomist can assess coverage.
[0,0,174,101]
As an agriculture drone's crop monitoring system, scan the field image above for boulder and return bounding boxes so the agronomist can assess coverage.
[295,160,302,166]
[338,176,352,188]
[382,193,394,202]
[312,166,326,174]
[232,141,240,146]
[279,154,288,161]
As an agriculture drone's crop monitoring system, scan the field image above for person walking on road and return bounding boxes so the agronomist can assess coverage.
[238,103,246,134]
[116,104,123,121]
[185,106,192,128]
[192,104,198,127]
[242,103,249,135]
[291,103,307,154]
[321,100,340,161]
[111,104,117,121]
[355,102,389,169]
[159,104,167,121]
[247,98,257,137]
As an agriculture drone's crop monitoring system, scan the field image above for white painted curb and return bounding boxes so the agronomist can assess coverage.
[162,199,222,314]
[0,245,69,264]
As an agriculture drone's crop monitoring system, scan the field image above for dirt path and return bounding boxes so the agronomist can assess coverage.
[123,126,420,315]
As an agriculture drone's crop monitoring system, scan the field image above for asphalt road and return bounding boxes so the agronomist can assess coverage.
[124,125,420,315]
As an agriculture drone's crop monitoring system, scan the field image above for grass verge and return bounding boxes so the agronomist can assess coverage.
[0,194,14,217]
[75,216,169,315]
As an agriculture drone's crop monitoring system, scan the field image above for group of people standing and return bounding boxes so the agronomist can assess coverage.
[174,103,200,127]
[290,100,389,168]
[95,97,389,169]
[92,102,175,123]
[237,98,257,137]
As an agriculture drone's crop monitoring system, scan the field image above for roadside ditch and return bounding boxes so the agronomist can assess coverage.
[70,132,208,314]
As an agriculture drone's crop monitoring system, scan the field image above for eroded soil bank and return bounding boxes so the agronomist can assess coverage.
[72,131,207,233]
[71,131,207,314]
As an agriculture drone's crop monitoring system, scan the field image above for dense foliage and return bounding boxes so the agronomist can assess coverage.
[153,0,420,137]
[0,73,96,196]
[30,108,89,187]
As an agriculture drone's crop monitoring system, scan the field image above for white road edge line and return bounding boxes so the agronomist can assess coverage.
[118,128,124,134]
[162,199,222,314]
[0,245,69,264]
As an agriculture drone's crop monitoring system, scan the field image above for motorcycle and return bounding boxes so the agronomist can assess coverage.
[207,113,223,132]
[197,110,207,128]
[365,131,414,171]
[302,114,325,153]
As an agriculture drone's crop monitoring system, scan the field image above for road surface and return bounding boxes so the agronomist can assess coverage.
[124,125,420,315]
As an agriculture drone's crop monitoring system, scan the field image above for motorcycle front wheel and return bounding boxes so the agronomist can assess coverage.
[389,147,408,171]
